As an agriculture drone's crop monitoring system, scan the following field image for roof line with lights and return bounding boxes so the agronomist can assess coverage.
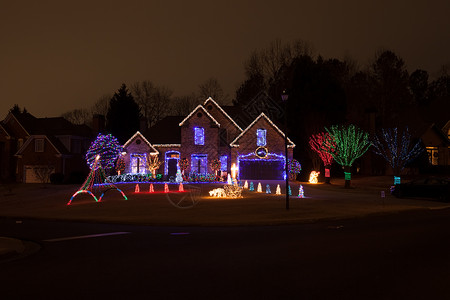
[203,97,243,132]
[123,131,159,154]
[230,113,295,148]
[179,105,221,127]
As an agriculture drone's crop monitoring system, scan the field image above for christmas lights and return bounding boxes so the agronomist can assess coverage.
[309,171,320,184]
[244,180,248,189]
[220,155,228,172]
[164,183,169,193]
[67,155,127,205]
[276,184,281,195]
[179,104,221,127]
[209,188,226,197]
[86,134,123,170]
[194,127,205,145]
[165,151,180,175]
[191,154,208,174]
[149,183,154,192]
[227,174,232,185]
[179,182,184,192]
[325,124,370,188]
[249,182,254,191]
[203,97,243,132]
[230,113,295,148]
[135,184,140,193]
[371,127,423,185]
[298,185,304,198]
[257,129,267,146]
[115,155,125,175]
[266,184,271,194]
[257,182,262,192]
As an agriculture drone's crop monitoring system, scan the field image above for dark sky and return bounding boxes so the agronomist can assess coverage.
[1,0,449,118]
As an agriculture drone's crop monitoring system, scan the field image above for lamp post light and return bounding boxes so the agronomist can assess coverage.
[281,90,289,210]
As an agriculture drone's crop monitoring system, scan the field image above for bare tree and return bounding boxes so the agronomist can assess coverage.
[131,81,173,127]
[61,108,91,125]
[198,77,228,103]
[244,39,315,86]
[171,93,200,116]
[91,94,110,116]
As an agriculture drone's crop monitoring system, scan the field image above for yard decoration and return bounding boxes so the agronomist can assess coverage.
[209,188,226,197]
[179,158,189,176]
[309,132,335,184]
[115,155,125,175]
[227,174,232,185]
[309,171,320,184]
[288,185,292,196]
[68,155,127,205]
[298,185,304,198]
[147,154,163,179]
[135,184,140,193]
[176,170,183,183]
[179,182,184,192]
[257,182,262,192]
[276,184,281,195]
[371,127,423,185]
[249,182,254,191]
[287,159,302,180]
[266,184,271,194]
[164,183,169,193]
[244,180,248,189]
[210,158,221,180]
[324,124,370,188]
[149,183,154,193]
[86,134,123,171]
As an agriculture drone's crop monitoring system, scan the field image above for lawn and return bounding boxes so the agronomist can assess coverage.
[0,176,448,226]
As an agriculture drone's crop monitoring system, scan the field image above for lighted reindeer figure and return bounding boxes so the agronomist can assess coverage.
[147,154,163,179]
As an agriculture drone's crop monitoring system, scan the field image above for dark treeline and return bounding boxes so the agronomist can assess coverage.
[59,39,450,168]
[232,40,450,175]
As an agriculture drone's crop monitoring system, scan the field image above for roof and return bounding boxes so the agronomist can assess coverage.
[203,97,243,132]
[15,135,70,156]
[179,105,221,127]
[145,116,184,144]
[230,113,295,148]
[123,131,159,154]
[9,112,92,137]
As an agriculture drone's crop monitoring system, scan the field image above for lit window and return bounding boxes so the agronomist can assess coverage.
[426,147,438,165]
[191,154,208,174]
[35,139,44,152]
[220,155,227,172]
[194,127,204,145]
[256,129,266,146]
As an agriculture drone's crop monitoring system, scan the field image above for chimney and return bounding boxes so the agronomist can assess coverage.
[92,114,105,135]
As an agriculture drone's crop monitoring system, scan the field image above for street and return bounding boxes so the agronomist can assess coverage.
[1,208,450,299]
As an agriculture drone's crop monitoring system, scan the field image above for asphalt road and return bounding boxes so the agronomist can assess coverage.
[1,209,450,299]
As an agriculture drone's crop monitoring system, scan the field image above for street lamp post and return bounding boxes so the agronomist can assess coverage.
[281,90,289,210]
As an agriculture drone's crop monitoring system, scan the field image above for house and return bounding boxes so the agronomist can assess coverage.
[121,97,295,180]
[0,111,93,183]
[421,122,450,166]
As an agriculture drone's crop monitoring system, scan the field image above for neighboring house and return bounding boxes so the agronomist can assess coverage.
[122,97,295,180]
[421,122,450,166]
[0,111,93,183]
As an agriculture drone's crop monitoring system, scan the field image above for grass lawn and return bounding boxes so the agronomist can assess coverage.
[0,176,448,226]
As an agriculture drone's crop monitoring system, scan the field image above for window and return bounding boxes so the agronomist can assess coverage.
[194,127,205,145]
[131,153,147,174]
[256,129,267,146]
[220,155,228,172]
[191,154,208,174]
[35,139,44,152]
[426,147,438,165]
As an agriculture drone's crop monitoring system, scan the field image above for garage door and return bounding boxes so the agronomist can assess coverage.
[239,160,284,180]
[24,165,55,183]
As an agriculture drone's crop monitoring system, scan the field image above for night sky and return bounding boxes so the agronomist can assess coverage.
[1,0,449,118]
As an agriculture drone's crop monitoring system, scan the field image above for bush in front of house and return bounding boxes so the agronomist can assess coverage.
[107,173,162,183]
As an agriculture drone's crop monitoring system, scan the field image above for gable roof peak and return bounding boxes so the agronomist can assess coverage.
[123,131,159,154]
[179,105,221,127]
[203,97,243,132]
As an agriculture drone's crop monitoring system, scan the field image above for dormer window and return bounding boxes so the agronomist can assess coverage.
[35,139,44,152]
[194,127,204,145]
[256,129,267,147]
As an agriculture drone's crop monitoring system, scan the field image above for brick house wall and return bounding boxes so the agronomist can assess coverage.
[180,111,220,175]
